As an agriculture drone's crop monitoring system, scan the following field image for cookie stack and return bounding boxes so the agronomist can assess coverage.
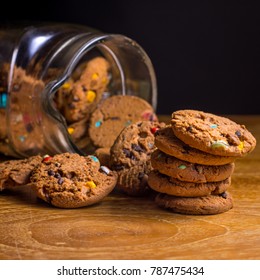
[148,109,256,215]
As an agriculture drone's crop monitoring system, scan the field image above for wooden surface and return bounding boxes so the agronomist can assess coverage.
[0,115,260,260]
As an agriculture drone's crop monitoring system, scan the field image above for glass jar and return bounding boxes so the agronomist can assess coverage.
[0,23,157,158]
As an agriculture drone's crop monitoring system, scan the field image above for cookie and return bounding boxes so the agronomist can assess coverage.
[77,57,110,92]
[89,95,158,148]
[171,109,256,157]
[148,170,231,197]
[151,149,235,183]
[0,155,42,190]
[155,191,233,215]
[7,67,45,156]
[110,121,164,195]
[29,153,117,208]
[155,126,235,165]
[58,57,111,123]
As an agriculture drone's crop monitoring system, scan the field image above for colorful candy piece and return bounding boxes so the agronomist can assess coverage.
[178,164,187,169]
[0,92,7,108]
[89,155,99,162]
[62,82,71,90]
[125,120,132,126]
[211,140,229,150]
[18,135,26,142]
[150,127,159,134]
[210,124,218,128]
[238,141,244,151]
[100,166,110,175]
[42,154,52,162]
[86,90,96,103]
[67,127,75,135]
[91,73,99,80]
[86,181,97,188]
[95,120,102,127]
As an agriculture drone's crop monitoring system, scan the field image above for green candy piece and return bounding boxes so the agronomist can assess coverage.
[178,164,187,169]
[211,140,229,149]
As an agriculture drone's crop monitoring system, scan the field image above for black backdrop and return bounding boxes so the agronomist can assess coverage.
[2,0,260,115]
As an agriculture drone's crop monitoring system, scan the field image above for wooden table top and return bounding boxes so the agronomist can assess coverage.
[0,115,259,260]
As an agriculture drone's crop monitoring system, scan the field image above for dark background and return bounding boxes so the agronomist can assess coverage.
[2,0,260,115]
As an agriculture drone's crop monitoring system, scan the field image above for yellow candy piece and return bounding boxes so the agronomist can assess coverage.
[102,77,107,84]
[86,90,96,103]
[67,127,75,134]
[91,73,99,80]
[62,82,71,90]
[238,141,244,151]
[86,181,97,189]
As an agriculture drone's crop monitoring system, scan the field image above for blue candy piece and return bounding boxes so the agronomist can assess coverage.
[0,92,7,108]
[95,120,102,127]
[89,155,99,162]
[210,124,218,129]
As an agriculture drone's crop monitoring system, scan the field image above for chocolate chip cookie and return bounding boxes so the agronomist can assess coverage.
[154,126,236,165]
[29,153,117,208]
[171,110,256,157]
[57,57,111,123]
[155,191,233,215]
[148,170,231,197]
[0,155,42,190]
[151,149,235,183]
[110,120,164,195]
[89,95,158,148]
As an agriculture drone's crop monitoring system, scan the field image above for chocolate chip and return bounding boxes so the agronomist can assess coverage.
[123,148,131,158]
[220,192,227,199]
[187,125,193,132]
[82,85,87,92]
[47,170,55,176]
[58,178,64,185]
[138,172,144,179]
[130,153,137,160]
[54,172,61,179]
[42,187,51,203]
[235,130,244,140]
[25,123,34,133]
[235,130,241,137]
[123,148,137,160]
[68,103,75,109]
[131,144,144,153]
[113,165,124,171]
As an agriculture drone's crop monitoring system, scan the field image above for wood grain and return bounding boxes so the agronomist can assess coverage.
[0,115,259,260]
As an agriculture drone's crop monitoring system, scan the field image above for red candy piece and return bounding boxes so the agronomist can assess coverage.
[42,154,52,162]
[150,127,159,134]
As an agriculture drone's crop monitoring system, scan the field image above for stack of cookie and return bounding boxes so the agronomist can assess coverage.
[148,109,256,215]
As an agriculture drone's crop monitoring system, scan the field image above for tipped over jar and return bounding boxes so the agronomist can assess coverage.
[0,23,157,158]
